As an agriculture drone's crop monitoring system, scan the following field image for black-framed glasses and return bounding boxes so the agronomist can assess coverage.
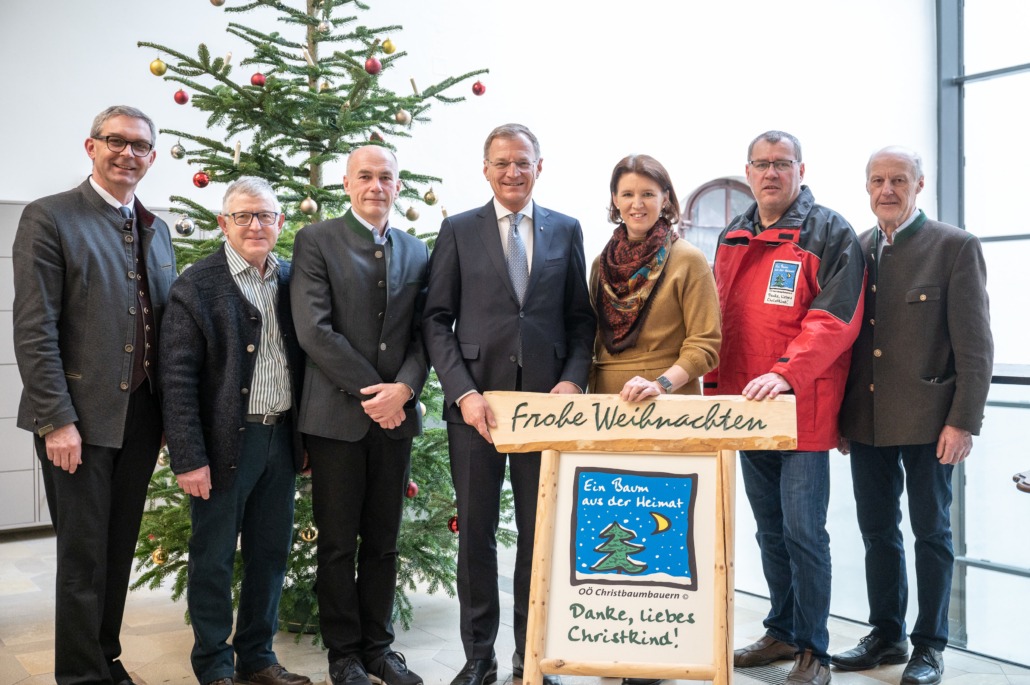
[748,159,798,172]
[226,211,280,226]
[487,159,536,172]
[93,135,154,157]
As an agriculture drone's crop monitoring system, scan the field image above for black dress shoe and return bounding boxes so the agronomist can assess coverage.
[512,653,561,685]
[901,646,943,685]
[450,659,497,685]
[622,679,662,685]
[330,657,373,685]
[831,633,909,671]
[366,651,423,685]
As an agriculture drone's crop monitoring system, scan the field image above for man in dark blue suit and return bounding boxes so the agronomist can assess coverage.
[13,105,176,685]
[423,123,595,685]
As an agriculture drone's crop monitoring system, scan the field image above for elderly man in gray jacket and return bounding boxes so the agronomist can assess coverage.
[833,147,993,685]
[13,105,175,685]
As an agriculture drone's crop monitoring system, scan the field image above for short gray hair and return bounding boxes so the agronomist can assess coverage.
[866,146,924,180]
[221,176,281,214]
[483,123,541,160]
[90,105,157,144]
[747,130,802,162]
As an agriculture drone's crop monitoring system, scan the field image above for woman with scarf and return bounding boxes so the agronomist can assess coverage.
[590,154,721,404]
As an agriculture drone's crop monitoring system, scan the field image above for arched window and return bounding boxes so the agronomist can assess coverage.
[680,177,754,263]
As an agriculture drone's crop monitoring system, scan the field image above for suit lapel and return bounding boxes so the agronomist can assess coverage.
[476,202,520,303]
[525,204,552,300]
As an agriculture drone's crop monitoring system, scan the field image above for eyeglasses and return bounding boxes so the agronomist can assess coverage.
[226,211,280,226]
[488,159,536,172]
[93,135,154,157]
[748,159,799,172]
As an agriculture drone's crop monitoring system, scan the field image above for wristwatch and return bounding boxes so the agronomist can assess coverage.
[655,375,673,394]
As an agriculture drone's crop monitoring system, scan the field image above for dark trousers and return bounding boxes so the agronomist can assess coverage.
[187,421,297,683]
[849,440,955,651]
[307,426,412,664]
[447,421,541,661]
[36,387,162,685]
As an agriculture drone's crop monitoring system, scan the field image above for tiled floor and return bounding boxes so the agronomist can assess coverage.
[1,528,1027,685]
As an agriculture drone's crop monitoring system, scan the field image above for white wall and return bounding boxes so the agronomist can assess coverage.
[0,0,937,260]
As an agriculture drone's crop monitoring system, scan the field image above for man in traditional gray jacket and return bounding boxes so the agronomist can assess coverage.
[291,145,429,685]
[833,147,993,685]
[13,105,176,685]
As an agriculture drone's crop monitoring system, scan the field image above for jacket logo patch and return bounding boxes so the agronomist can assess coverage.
[764,260,800,307]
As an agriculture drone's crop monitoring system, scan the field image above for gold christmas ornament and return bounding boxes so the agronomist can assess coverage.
[382,38,396,54]
[149,58,167,77]
[170,142,186,160]
[423,188,437,205]
[405,207,419,221]
[157,445,171,467]
[394,109,411,125]
[320,80,331,92]
[300,526,318,543]
[318,21,330,32]
[300,197,318,215]
[152,547,168,565]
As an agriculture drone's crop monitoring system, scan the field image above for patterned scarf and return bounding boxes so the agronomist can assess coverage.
[596,217,678,354]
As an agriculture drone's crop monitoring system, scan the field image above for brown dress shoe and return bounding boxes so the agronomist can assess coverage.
[734,635,797,667]
[785,650,831,685]
[235,664,312,685]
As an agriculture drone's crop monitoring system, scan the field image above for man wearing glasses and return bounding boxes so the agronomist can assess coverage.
[160,177,310,685]
[706,130,865,685]
[291,145,429,685]
[423,123,595,685]
[13,105,176,685]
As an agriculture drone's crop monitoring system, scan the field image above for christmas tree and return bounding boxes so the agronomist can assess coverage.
[591,521,647,574]
[129,0,513,643]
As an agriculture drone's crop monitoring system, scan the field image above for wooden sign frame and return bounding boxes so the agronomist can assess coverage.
[483,392,798,685]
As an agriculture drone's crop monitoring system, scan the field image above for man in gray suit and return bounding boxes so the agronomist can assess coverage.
[13,105,176,685]
[832,147,993,685]
[422,123,595,685]
[291,145,429,685]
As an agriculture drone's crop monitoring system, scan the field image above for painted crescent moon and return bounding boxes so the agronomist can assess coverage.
[650,512,671,534]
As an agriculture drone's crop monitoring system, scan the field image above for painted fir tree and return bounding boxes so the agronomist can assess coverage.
[591,521,648,574]
[129,0,507,643]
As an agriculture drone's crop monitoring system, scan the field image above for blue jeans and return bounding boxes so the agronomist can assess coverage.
[187,422,297,683]
[739,450,831,661]
[849,440,954,651]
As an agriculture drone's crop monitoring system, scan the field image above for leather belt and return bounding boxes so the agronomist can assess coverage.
[245,412,288,425]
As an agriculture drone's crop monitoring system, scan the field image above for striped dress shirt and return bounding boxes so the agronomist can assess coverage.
[224,244,292,414]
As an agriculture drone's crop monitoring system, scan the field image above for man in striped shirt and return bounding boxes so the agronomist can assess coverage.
[160,177,310,685]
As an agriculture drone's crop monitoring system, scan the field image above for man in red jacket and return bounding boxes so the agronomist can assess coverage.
[706,131,865,685]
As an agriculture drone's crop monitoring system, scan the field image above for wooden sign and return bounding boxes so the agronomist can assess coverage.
[485,392,797,453]
[482,392,797,685]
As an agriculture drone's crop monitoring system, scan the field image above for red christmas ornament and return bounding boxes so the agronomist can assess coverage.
[370,131,384,143]
[250,72,266,87]
[193,171,211,188]
[364,56,382,75]
[174,89,189,105]
[147,534,155,541]
[448,515,459,534]
[406,481,418,498]
[472,80,486,96]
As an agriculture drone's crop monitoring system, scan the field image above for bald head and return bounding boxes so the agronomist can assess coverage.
[344,145,400,230]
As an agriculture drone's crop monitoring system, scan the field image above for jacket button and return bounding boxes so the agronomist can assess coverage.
[128,271,135,279]
[247,344,256,352]
[378,280,385,288]
[378,312,384,319]
[239,427,246,432]
[375,250,384,259]
[519,311,525,318]
[124,234,133,243]
[869,384,875,392]
[871,284,877,293]
[380,342,387,350]
[873,349,882,357]
[124,344,134,353]
[120,382,129,391]
[129,306,136,315]
[920,293,927,301]
[509,355,517,363]
[241,387,249,395]
[869,318,875,326]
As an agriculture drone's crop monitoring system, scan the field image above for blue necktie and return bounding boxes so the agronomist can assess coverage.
[119,205,133,227]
